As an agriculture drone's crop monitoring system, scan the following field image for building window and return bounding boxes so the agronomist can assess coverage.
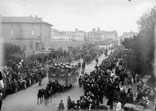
[11,28,14,36]
[31,29,35,36]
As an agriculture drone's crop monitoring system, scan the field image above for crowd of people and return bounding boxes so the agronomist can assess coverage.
[35,45,104,107]
[1,43,102,98]
[67,47,155,111]
[2,60,47,95]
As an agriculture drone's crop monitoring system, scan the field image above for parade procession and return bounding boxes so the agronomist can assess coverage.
[1,42,156,111]
[1,0,156,111]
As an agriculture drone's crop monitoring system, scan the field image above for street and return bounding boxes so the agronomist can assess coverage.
[2,53,107,111]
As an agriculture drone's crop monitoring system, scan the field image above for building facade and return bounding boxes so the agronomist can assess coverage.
[101,31,118,41]
[52,28,117,42]
[74,28,86,41]
[52,29,73,41]
[1,16,52,56]
[88,28,101,41]
[88,28,118,41]
[52,28,85,41]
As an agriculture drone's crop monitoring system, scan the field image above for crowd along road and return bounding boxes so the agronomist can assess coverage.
[2,53,109,111]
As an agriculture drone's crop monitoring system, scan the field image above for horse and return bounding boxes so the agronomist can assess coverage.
[37,88,45,105]
[48,87,53,103]
[45,83,53,103]
[44,89,51,106]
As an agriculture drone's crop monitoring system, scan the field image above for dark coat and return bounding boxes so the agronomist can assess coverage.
[58,102,64,110]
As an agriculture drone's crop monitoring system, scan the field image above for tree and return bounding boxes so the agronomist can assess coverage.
[122,6,155,76]
[137,7,155,75]
[137,6,156,31]
[3,43,23,67]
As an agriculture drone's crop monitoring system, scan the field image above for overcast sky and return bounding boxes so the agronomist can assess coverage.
[1,0,156,35]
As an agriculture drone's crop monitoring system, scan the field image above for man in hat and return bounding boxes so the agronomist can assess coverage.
[95,57,99,64]
[67,96,72,110]
[78,76,83,88]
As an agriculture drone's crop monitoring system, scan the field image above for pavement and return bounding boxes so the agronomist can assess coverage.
[2,53,107,111]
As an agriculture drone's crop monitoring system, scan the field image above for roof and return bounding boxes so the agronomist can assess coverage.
[1,16,53,26]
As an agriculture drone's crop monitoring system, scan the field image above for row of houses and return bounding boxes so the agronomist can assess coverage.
[88,28,118,41]
[52,28,86,41]
[52,27,118,42]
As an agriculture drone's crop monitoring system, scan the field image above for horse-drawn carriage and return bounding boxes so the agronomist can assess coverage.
[48,64,78,88]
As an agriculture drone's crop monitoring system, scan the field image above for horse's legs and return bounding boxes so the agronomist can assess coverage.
[40,97,43,104]
[37,97,42,105]
[50,96,52,102]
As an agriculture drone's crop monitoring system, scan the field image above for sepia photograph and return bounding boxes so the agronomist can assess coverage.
[0,0,156,111]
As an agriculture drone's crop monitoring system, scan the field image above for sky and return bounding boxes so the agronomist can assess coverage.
[1,0,156,35]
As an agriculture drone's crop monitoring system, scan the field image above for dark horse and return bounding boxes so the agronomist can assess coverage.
[37,88,45,105]
[37,81,64,106]
[37,88,52,106]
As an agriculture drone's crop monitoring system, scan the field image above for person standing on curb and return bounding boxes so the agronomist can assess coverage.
[58,100,65,111]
